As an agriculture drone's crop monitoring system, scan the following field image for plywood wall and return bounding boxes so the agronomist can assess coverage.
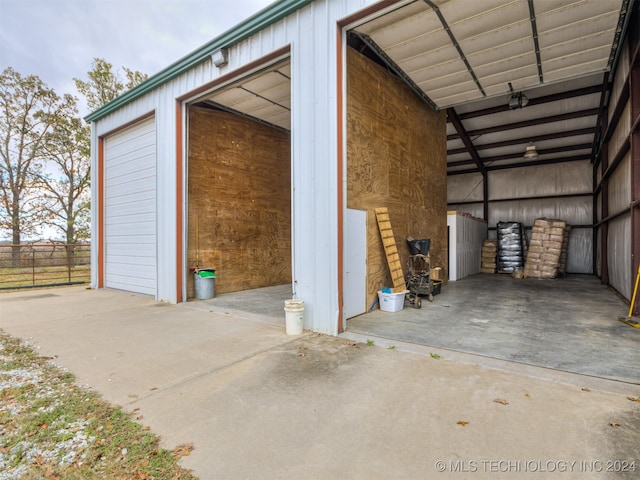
[346,48,447,306]
[187,106,291,298]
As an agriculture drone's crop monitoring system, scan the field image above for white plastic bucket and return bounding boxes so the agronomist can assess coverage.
[284,299,304,335]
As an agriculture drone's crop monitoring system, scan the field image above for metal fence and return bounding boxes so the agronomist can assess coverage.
[0,243,91,290]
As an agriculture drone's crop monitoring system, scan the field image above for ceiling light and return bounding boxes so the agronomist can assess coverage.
[211,48,228,68]
[507,82,529,109]
[523,143,538,159]
[509,91,529,109]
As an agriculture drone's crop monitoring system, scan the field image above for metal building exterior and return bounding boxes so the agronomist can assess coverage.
[87,0,639,336]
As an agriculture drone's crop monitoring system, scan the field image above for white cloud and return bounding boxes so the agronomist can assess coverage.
[0,0,274,98]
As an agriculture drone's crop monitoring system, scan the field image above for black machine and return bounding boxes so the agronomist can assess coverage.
[404,237,434,308]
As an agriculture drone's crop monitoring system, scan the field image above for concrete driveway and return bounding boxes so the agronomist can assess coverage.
[1,286,640,479]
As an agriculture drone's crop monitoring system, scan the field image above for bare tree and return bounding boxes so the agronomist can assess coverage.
[39,97,91,245]
[0,67,61,264]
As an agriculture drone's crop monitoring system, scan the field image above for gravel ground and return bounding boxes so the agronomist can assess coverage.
[0,338,92,478]
[0,332,195,479]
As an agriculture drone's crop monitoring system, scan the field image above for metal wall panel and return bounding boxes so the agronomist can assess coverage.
[567,228,593,274]
[608,100,631,161]
[488,197,592,227]
[447,213,487,281]
[91,0,380,334]
[489,161,592,200]
[608,214,632,299]
[447,172,484,203]
[609,39,629,121]
[609,152,632,216]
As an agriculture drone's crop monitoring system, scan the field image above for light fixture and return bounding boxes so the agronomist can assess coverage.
[523,142,538,159]
[211,48,228,68]
[507,82,529,109]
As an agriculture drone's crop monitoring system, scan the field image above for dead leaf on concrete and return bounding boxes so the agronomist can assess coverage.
[298,352,306,357]
[626,396,640,403]
[581,387,591,392]
[457,421,469,426]
[493,398,509,405]
[609,422,620,428]
[172,443,194,459]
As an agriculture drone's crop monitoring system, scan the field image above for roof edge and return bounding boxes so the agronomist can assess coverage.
[85,0,313,123]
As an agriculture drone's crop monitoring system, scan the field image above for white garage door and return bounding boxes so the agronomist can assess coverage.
[104,117,157,296]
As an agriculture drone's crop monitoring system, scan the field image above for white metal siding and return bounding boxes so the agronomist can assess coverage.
[447,212,487,281]
[104,117,157,296]
[90,0,381,331]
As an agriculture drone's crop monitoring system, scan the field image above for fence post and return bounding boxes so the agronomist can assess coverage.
[67,244,72,283]
[32,249,35,286]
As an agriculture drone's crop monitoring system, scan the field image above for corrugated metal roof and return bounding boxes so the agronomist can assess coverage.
[350,0,631,174]
[355,0,625,108]
[89,0,633,176]
[200,62,291,131]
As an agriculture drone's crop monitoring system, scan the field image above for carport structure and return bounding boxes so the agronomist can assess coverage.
[87,0,639,341]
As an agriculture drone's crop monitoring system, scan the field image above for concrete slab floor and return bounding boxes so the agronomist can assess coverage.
[1,285,640,480]
[347,274,640,385]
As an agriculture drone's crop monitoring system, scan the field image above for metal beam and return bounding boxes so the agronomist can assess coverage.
[448,150,592,169]
[447,108,599,141]
[423,0,485,97]
[527,0,544,83]
[631,42,640,315]
[350,32,438,111]
[448,154,591,175]
[453,85,603,121]
[447,128,595,155]
[447,108,486,176]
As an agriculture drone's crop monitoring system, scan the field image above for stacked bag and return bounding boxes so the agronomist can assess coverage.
[481,240,497,273]
[523,218,569,279]
[497,222,525,273]
[558,225,571,275]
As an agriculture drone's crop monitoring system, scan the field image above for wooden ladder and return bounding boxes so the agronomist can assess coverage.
[375,207,406,292]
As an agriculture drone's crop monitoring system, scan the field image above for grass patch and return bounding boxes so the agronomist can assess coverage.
[0,265,90,288]
[0,330,197,479]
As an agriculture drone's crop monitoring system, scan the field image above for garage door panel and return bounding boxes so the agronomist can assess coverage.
[105,256,156,271]
[104,199,155,217]
[105,221,156,237]
[106,210,156,224]
[104,275,156,296]
[104,116,157,296]
[105,142,155,165]
[105,124,155,155]
[105,234,156,247]
[106,242,156,256]
[106,169,155,191]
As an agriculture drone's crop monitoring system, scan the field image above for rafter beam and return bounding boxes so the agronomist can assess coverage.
[447,128,595,155]
[447,108,599,141]
[451,85,604,121]
[349,32,438,111]
[447,108,486,176]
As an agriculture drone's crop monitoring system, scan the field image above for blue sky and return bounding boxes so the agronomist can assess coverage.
[0,0,273,114]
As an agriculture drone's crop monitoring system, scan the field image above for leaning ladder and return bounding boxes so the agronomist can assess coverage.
[374,207,406,292]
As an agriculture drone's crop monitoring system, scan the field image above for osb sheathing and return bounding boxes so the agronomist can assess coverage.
[346,48,448,307]
[187,106,291,298]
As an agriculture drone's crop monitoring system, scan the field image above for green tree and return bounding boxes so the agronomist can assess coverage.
[74,58,148,112]
[0,67,61,264]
